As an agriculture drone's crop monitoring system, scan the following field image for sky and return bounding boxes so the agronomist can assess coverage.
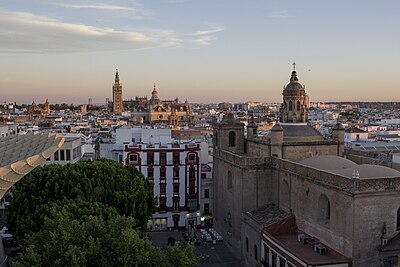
[1,0,400,104]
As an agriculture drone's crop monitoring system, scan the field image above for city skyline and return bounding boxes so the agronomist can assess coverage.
[1,0,400,104]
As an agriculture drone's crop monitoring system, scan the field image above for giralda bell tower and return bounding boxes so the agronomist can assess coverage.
[112,69,123,114]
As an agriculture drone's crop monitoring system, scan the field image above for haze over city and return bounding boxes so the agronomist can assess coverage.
[1,0,399,104]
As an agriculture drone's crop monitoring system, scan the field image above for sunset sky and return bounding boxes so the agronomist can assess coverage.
[1,0,400,104]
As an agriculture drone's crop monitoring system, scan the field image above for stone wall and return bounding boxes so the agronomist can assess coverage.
[213,151,270,254]
[241,213,263,267]
[352,192,400,266]
[282,142,340,161]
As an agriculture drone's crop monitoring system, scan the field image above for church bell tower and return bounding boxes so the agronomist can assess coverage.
[280,63,309,123]
[112,69,123,114]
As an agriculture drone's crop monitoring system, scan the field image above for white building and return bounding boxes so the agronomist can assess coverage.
[344,126,369,147]
[0,125,17,137]
[44,134,83,165]
[100,127,209,231]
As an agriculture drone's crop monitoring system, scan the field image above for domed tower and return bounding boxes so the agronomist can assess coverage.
[149,83,161,107]
[280,63,309,123]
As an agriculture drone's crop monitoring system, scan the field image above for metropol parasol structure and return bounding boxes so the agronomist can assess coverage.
[0,132,64,265]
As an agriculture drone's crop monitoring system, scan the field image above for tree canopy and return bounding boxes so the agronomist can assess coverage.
[7,159,196,266]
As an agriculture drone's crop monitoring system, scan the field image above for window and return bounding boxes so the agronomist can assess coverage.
[148,169,154,179]
[60,150,65,161]
[147,153,154,165]
[159,197,166,211]
[173,169,179,178]
[201,173,207,179]
[118,154,123,163]
[173,198,179,212]
[289,100,293,111]
[397,208,400,230]
[188,153,196,162]
[188,198,197,212]
[227,171,232,190]
[189,186,195,195]
[54,151,59,161]
[204,203,209,214]
[246,237,249,252]
[160,169,166,179]
[173,183,179,194]
[129,154,138,162]
[189,168,195,179]
[297,100,300,111]
[254,245,258,260]
[173,153,180,165]
[66,149,71,161]
[279,257,285,267]
[204,189,209,198]
[215,131,218,147]
[263,244,269,265]
[160,183,166,194]
[160,153,166,164]
[318,194,331,223]
[228,131,236,147]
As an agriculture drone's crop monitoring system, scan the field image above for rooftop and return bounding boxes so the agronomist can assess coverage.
[299,155,400,179]
[247,203,290,227]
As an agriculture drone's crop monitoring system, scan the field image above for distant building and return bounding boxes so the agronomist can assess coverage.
[123,84,194,126]
[112,69,123,114]
[80,104,87,114]
[44,98,50,115]
[99,127,209,231]
[344,126,369,147]
[44,134,83,165]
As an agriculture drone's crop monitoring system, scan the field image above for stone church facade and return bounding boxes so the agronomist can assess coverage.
[213,69,400,266]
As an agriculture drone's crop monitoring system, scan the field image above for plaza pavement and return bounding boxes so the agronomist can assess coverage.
[149,229,242,267]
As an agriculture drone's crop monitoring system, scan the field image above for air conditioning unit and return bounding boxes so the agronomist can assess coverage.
[297,234,308,244]
[314,243,327,255]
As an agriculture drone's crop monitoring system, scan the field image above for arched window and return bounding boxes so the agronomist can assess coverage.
[289,101,293,111]
[318,194,331,223]
[297,101,301,111]
[227,170,232,190]
[228,131,236,147]
[397,208,400,230]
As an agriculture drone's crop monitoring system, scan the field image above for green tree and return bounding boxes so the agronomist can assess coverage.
[7,159,155,242]
[8,159,196,266]
[12,207,166,267]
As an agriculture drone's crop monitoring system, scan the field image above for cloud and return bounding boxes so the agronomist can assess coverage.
[56,3,137,11]
[0,10,180,53]
[269,9,291,19]
[54,2,151,20]
[192,26,225,36]
[189,25,224,46]
[0,9,224,53]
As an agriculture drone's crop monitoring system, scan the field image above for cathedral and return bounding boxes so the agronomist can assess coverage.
[213,67,400,266]
[110,69,194,126]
